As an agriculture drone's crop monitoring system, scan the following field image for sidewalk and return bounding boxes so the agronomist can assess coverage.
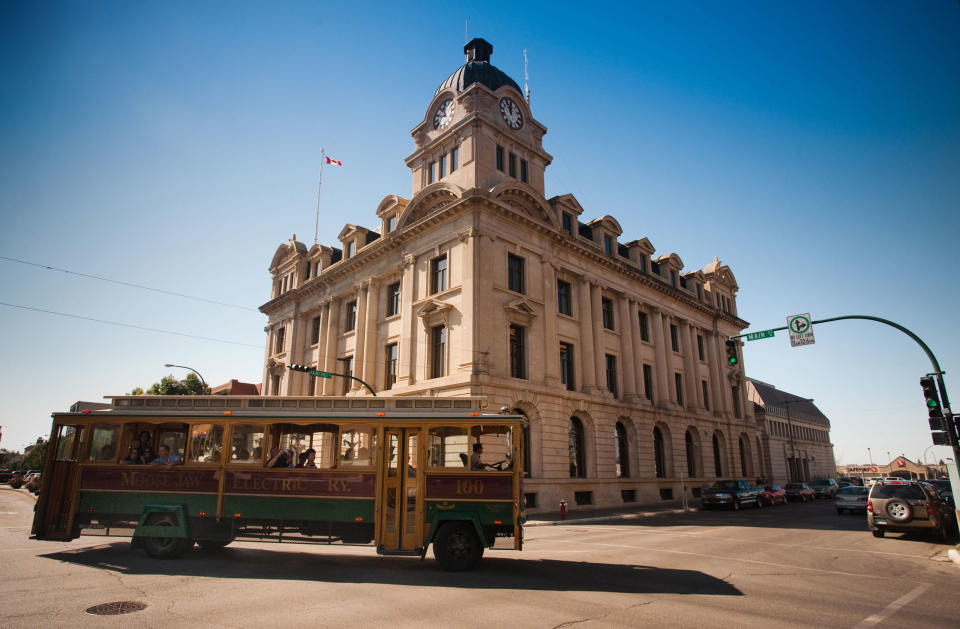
[525,500,698,527]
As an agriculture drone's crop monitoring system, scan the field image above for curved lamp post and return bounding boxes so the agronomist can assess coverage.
[164,363,208,394]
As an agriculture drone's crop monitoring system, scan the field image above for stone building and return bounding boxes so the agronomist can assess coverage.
[747,378,837,485]
[259,38,758,512]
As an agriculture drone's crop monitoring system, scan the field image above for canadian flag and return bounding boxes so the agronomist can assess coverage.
[325,156,342,166]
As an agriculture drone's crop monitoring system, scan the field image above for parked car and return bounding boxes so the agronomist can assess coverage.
[760,485,787,506]
[922,480,954,508]
[8,472,24,489]
[24,472,42,494]
[784,483,816,502]
[838,481,855,488]
[701,480,763,510]
[0,469,14,483]
[811,478,840,499]
[834,485,869,514]
[867,480,957,541]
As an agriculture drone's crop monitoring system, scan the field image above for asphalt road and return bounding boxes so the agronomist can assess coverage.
[2,486,958,628]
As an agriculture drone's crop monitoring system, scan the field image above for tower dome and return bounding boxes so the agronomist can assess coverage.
[435,38,522,96]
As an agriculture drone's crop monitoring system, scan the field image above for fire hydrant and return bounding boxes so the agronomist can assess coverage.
[559,500,567,520]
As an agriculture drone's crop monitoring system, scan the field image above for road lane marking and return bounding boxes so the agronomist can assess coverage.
[854,583,932,627]
[549,538,935,583]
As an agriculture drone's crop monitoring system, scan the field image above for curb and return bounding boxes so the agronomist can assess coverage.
[526,507,697,527]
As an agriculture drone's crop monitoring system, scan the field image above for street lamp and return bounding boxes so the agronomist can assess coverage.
[164,363,208,394]
[867,447,873,465]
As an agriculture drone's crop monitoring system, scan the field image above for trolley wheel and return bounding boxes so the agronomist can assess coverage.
[140,514,192,559]
[433,522,483,571]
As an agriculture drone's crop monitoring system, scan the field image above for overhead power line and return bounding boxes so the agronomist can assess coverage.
[0,302,262,348]
[0,255,258,311]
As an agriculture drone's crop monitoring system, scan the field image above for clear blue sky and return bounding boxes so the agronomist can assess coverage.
[1,1,958,467]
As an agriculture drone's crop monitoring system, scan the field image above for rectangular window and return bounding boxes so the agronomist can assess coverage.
[601,297,615,330]
[603,235,613,255]
[696,284,703,300]
[508,152,516,178]
[274,326,286,354]
[675,373,684,406]
[386,282,401,317]
[346,241,355,258]
[670,324,679,352]
[642,364,654,401]
[342,357,353,395]
[732,385,742,419]
[560,342,575,391]
[439,155,446,179]
[509,324,526,379]
[639,256,646,272]
[670,270,677,288]
[562,212,572,235]
[345,301,357,332]
[507,253,525,294]
[431,326,446,378]
[385,343,398,390]
[496,145,504,171]
[428,161,436,184]
[605,354,618,398]
[450,147,458,172]
[311,316,321,345]
[387,215,397,233]
[308,373,317,396]
[557,279,572,315]
[697,334,705,360]
[431,255,447,294]
[520,159,528,183]
[702,380,710,411]
[638,311,649,342]
[304,261,311,280]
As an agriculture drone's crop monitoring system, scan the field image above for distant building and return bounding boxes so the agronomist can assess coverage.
[259,38,755,511]
[837,457,946,482]
[211,380,261,396]
[747,379,837,484]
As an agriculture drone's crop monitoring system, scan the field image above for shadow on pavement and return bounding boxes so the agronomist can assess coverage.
[41,542,742,596]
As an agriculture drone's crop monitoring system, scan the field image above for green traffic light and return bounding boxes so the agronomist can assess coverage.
[927,398,940,409]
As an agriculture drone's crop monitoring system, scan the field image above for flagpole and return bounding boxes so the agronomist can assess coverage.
[314,148,324,246]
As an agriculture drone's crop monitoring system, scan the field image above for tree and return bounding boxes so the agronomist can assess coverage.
[130,372,210,396]
[22,440,47,470]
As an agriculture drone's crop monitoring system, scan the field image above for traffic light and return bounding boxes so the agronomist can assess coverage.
[288,364,311,372]
[725,340,738,366]
[921,376,950,445]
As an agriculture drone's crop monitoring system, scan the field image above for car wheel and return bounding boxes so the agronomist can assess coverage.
[733,499,741,510]
[433,522,483,571]
[140,514,192,559]
[756,498,762,509]
[872,528,885,538]
[885,499,912,523]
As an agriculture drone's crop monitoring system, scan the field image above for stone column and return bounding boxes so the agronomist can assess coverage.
[590,282,607,394]
[706,331,724,414]
[352,283,369,391]
[362,278,380,390]
[617,295,637,400]
[650,308,670,406]
[542,260,561,387]
[578,277,597,391]
[314,303,330,396]
[398,255,417,386]
[681,321,698,410]
[323,299,340,396]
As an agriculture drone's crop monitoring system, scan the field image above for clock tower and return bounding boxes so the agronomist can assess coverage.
[406,38,552,198]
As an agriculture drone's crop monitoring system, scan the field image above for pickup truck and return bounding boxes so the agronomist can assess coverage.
[701,480,762,510]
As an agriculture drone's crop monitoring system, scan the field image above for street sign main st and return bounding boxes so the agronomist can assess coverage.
[310,370,333,378]
[745,330,775,341]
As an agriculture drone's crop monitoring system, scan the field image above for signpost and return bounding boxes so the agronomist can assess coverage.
[787,313,815,347]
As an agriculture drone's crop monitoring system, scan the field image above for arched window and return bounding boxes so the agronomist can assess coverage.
[568,417,585,478]
[685,430,697,478]
[653,426,666,478]
[614,421,629,478]
[739,435,749,477]
[712,433,723,477]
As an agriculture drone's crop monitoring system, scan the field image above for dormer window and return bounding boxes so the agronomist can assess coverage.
[386,215,397,233]
[603,235,613,255]
[562,213,572,235]
[346,241,355,258]
[670,270,677,288]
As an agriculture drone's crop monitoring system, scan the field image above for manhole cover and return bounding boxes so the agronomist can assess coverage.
[85,601,148,615]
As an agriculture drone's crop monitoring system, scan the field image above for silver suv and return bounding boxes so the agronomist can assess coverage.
[867,480,956,541]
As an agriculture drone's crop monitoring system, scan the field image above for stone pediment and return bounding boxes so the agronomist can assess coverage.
[399,183,463,229]
[492,182,557,229]
[503,298,538,325]
[548,194,584,218]
[416,298,455,328]
[270,235,306,272]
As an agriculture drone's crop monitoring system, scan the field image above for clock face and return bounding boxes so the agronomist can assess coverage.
[499,97,523,130]
[433,98,454,129]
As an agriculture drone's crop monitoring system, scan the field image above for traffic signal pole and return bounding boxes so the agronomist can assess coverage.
[731,314,960,486]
